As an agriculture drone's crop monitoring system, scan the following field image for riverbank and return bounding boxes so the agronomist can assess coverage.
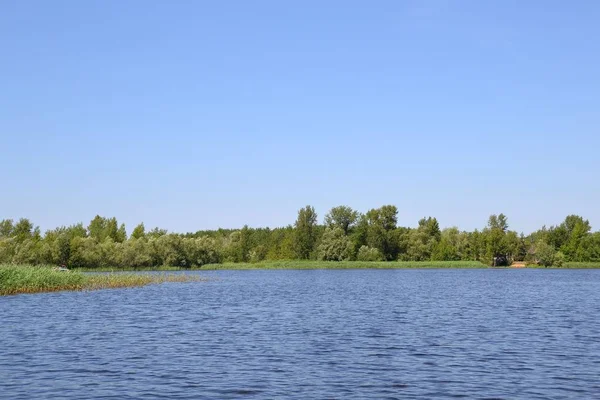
[36,260,600,274]
[73,260,600,271]
[191,260,600,269]
[72,261,486,272]
[0,265,201,296]
[201,261,487,269]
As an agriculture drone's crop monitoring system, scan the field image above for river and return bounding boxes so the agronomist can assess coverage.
[1,269,599,399]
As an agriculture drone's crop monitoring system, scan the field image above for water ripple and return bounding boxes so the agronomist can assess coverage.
[1,269,600,399]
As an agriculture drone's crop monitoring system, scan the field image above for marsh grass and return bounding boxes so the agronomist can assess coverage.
[561,262,600,269]
[74,260,487,271]
[0,265,202,296]
[201,260,486,270]
[75,265,183,272]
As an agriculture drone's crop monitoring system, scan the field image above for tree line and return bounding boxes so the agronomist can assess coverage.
[1,206,599,268]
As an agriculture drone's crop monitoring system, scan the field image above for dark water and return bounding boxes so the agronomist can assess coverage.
[1,269,600,399]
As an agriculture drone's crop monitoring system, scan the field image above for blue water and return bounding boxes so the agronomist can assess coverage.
[1,269,600,399]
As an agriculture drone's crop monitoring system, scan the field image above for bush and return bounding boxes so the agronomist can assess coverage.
[317,228,353,261]
[356,245,383,261]
[554,251,565,268]
[535,241,562,267]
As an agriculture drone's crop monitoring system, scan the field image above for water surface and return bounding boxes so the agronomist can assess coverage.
[1,269,599,399]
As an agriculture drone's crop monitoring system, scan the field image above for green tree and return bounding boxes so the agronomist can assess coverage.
[13,218,35,243]
[12,238,43,265]
[483,214,516,266]
[105,218,119,242]
[131,223,146,239]
[88,215,107,241]
[404,218,442,261]
[364,205,398,260]
[418,217,441,242]
[324,206,359,235]
[116,223,127,243]
[265,226,295,260]
[534,241,559,267]
[0,219,14,237]
[488,213,509,232]
[119,238,152,268]
[431,228,466,261]
[294,205,318,259]
[317,227,353,261]
[147,227,168,238]
[561,215,591,261]
[356,245,383,261]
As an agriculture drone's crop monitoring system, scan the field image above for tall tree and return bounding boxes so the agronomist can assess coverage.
[294,205,318,259]
[0,219,14,237]
[317,227,353,261]
[13,218,35,243]
[88,215,107,241]
[488,214,509,232]
[365,205,398,260]
[131,223,146,239]
[324,206,359,235]
[418,217,441,241]
[116,223,127,243]
[483,213,518,266]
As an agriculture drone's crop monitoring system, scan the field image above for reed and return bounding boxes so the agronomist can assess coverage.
[201,260,486,270]
[0,265,202,296]
[562,262,600,269]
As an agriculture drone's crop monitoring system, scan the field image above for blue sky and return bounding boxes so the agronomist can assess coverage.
[1,0,599,234]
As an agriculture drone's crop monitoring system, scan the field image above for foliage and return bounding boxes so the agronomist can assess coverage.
[1,210,599,269]
[0,264,201,296]
[294,205,318,259]
[324,206,359,235]
[317,227,353,261]
[356,245,383,261]
[533,241,565,267]
[363,205,399,260]
[201,260,486,270]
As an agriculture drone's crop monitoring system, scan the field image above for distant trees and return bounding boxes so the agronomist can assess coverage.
[294,206,318,259]
[324,206,359,235]
[404,217,441,261]
[0,209,599,268]
[356,245,383,261]
[531,215,595,263]
[131,223,146,239]
[88,216,126,243]
[363,205,399,260]
[318,227,353,261]
[533,241,564,267]
[482,214,514,266]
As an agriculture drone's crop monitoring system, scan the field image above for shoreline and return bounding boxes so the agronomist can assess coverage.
[73,260,600,272]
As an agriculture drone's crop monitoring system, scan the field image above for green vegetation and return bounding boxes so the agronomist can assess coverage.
[201,261,486,270]
[562,262,600,269]
[0,265,200,296]
[1,207,599,270]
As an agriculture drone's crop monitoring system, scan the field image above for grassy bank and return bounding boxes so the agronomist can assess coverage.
[58,260,600,273]
[200,260,487,270]
[0,265,201,296]
[75,265,184,272]
[561,262,600,269]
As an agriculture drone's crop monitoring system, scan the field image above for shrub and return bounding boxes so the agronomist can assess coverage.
[356,245,383,261]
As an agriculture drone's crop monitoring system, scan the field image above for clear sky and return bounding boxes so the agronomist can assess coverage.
[1,0,599,234]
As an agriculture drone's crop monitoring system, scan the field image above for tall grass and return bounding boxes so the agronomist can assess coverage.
[201,260,487,270]
[562,262,600,269]
[0,265,202,296]
[75,265,184,272]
